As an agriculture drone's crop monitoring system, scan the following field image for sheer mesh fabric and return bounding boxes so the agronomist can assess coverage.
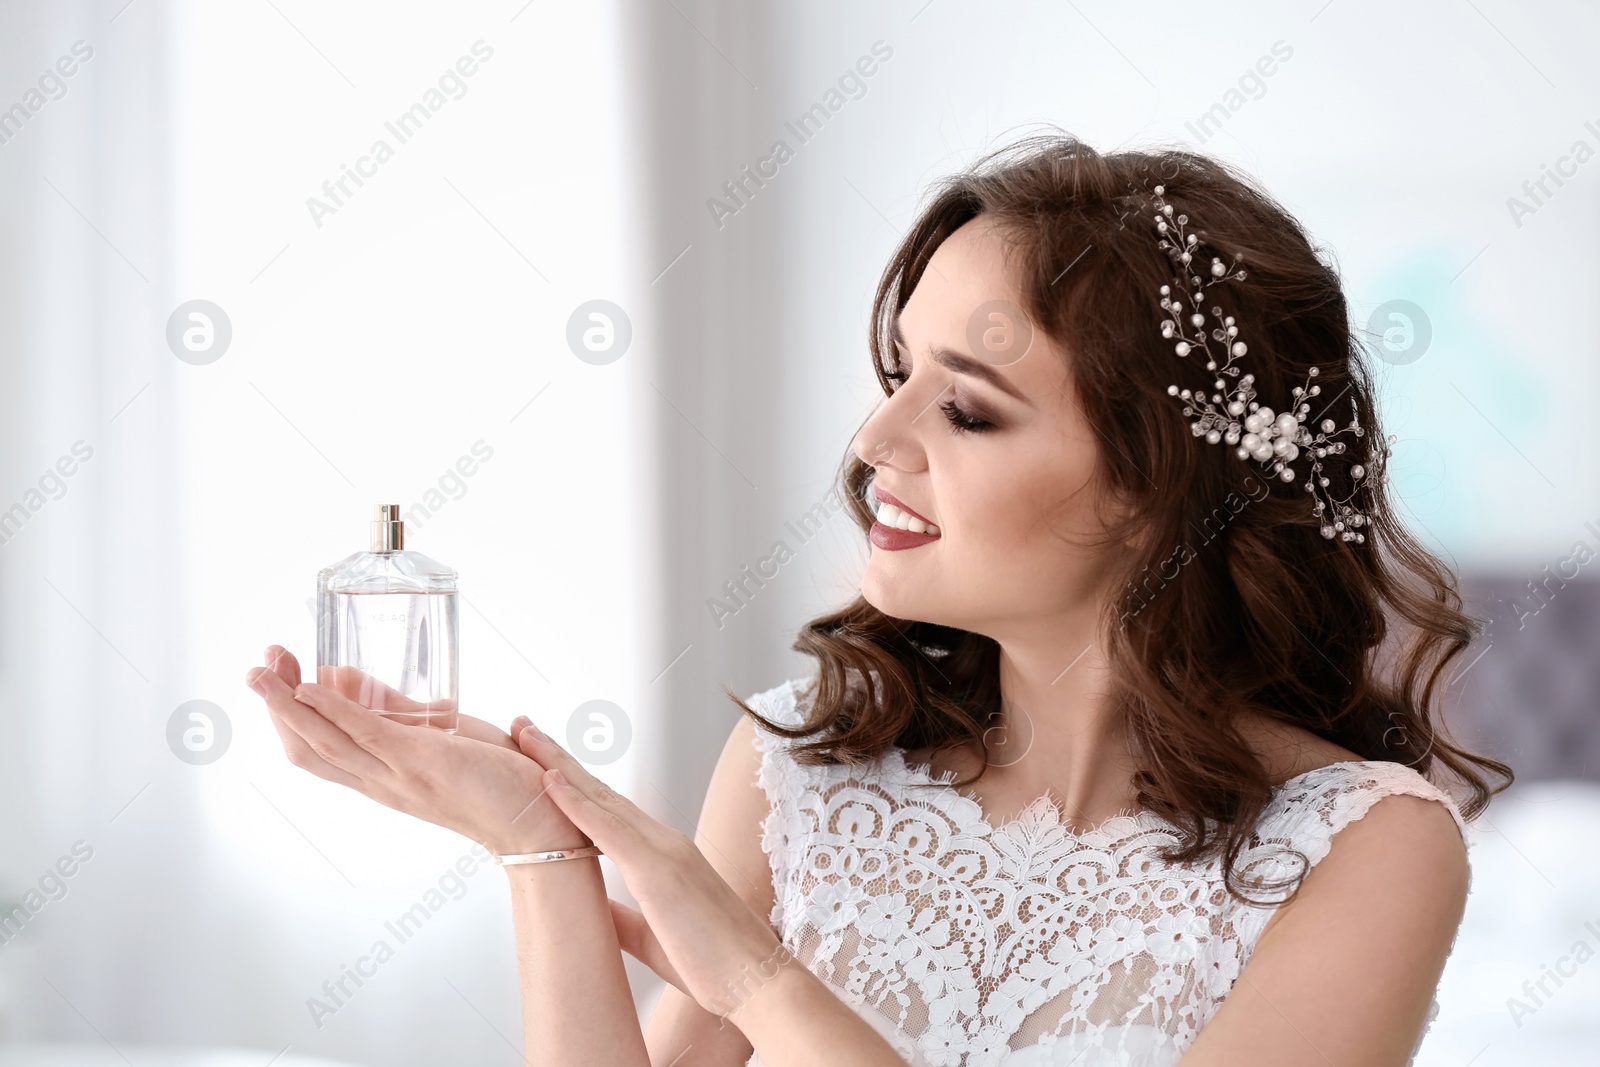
[742,677,1473,1067]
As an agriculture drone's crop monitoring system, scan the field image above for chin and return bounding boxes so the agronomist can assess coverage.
[859,568,910,619]
[861,570,959,629]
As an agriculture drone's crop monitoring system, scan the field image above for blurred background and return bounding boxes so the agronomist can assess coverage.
[0,0,1594,1064]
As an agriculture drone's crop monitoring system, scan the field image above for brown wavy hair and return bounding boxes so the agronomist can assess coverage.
[733,132,1513,906]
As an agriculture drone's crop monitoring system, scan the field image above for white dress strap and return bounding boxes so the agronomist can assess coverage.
[1235,760,1473,937]
[1273,760,1471,860]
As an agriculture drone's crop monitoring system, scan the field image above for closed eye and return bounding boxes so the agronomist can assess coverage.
[939,399,993,434]
[882,364,994,434]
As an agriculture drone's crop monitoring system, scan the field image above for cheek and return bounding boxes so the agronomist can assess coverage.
[956,484,1097,569]
[935,429,1099,555]
[939,492,1042,572]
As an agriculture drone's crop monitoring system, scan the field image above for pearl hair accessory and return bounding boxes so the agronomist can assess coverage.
[1148,182,1385,543]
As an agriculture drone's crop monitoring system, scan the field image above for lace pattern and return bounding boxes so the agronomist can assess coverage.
[742,677,1473,1067]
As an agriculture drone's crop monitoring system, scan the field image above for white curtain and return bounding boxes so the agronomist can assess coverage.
[0,0,194,1041]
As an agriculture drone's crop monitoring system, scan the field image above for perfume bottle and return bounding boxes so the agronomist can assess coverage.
[317,504,459,732]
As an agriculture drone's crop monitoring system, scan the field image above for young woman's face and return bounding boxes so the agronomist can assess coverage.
[851,215,1124,639]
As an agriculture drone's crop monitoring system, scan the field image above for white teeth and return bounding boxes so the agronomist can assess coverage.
[875,501,940,536]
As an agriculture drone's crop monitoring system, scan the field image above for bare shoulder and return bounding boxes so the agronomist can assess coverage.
[1253,713,1469,924]
[1292,785,1470,907]
[1258,714,1471,919]
[1184,746,1471,1064]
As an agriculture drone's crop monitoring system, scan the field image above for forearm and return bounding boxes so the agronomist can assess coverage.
[507,857,650,1067]
[727,950,905,1067]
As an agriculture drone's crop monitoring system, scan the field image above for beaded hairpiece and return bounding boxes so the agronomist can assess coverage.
[1148,182,1381,543]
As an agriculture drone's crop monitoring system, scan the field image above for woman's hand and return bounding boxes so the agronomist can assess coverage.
[512,723,796,1020]
[248,645,588,856]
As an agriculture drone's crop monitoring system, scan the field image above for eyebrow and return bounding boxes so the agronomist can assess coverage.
[890,318,1031,404]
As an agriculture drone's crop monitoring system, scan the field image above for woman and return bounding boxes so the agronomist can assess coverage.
[244,134,1511,1066]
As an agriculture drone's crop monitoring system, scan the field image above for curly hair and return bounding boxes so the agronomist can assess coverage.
[730,132,1512,907]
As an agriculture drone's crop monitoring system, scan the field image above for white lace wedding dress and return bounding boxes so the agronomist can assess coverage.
[742,677,1473,1067]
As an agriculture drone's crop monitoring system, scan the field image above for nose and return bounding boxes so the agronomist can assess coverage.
[857,369,953,473]
[851,380,934,473]
[852,418,897,470]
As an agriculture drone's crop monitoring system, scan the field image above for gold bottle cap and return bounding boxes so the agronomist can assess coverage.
[371,504,404,552]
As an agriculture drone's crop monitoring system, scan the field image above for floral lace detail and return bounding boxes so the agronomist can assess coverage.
[743,677,1473,1067]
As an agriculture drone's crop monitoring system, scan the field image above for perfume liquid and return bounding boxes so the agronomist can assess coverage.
[317,505,459,731]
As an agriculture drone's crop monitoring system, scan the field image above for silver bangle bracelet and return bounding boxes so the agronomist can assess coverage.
[495,845,603,865]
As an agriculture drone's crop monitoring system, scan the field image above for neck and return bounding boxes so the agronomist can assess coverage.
[979,607,1144,828]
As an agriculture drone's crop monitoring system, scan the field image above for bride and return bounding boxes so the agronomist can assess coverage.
[244,134,1511,1067]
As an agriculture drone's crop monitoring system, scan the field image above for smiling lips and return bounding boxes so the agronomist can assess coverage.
[871,486,941,551]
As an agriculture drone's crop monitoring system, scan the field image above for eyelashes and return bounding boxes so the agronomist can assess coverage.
[881,367,995,434]
[938,399,992,434]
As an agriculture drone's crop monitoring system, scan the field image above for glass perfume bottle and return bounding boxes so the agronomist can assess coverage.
[317,504,459,732]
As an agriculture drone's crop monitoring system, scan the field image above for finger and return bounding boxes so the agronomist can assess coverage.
[503,716,543,756]
[516,727,640,820]
[514,730,608,804]
[515,735,614,819]
[541,767,645,862]
[317,664,431,713]
[245,668,366,787]
[264,645,302,689]
[247,668,392,780]
[517,727,651,830]
[511,719,549,762]
[608,898,687,996]
[511,727,551,774]
[292,681,408,768]
[515,727,662,848]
